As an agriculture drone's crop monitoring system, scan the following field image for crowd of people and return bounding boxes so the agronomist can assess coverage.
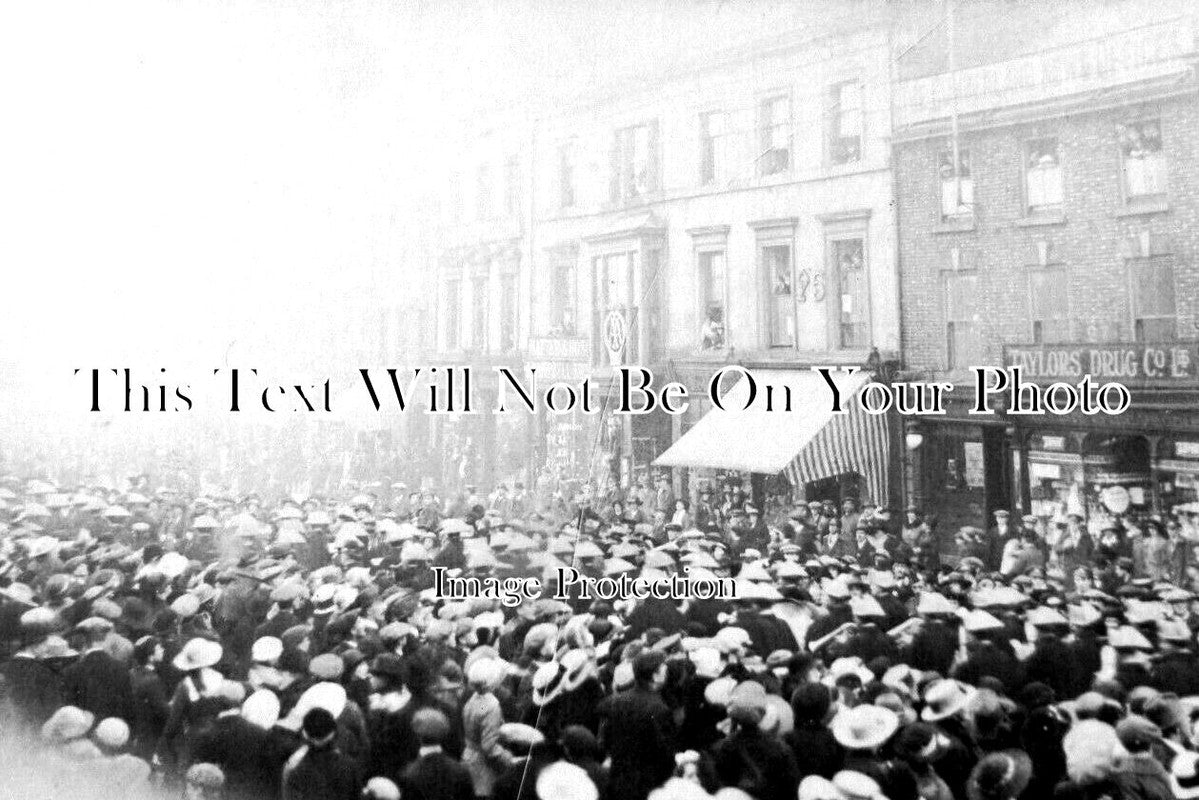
[4,472,1199,800]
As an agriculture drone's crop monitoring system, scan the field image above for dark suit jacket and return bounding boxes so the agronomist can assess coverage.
[400,750,476,800]
[63,648,134,721]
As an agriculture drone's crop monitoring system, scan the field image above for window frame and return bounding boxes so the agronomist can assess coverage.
[559,139,576,209]
[503,154,521,218]
[475,161,493,222]
[613,120,660,203]
[827,79,864,167]
[1021,136,1065,217]
[1117,117,1168,207]
[1027,266,1071,344]
[757,93,792,178]
[941,252,981,371]
[443,278,462,350]
[1126,254,1177,342]
[825,226,872,351]
[937,143,974,223]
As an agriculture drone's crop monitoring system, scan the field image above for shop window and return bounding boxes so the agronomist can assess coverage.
[700,111,730,186]
[759,96,791,176]
[611,122,659,203]
[559,140,576,209]
[762,243,795,347]
[499,273,518,352]
[945,272,983,369]
[549,257,577,336]
[697,250,727,350]
[1024,137,1063,214]
[939,146,973,221]
[1130,255,1177,341]
[1119,119,1166,202]
[828,81,862,165]
[444,280,461,349]
[830,237,870,349]
[1029,270,1070,344]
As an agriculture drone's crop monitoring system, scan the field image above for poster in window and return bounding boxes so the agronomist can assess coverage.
[963,441,985,488]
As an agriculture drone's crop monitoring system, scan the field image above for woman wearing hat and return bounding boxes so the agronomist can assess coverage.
[156,637,227,779]
[463,657,513,799]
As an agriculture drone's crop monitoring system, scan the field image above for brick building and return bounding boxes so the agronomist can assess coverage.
[893,15,1199,536]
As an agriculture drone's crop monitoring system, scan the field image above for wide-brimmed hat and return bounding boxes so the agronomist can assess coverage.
[1172,751,1199,800]
[172,637,223,672]
[966,750,1032,800]
[532,660,568,707]
[922,679,975,722]
[830,705,899,750]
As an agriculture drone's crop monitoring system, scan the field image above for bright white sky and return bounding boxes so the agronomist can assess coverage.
[1,0,1162,435]
[0,0,852,425]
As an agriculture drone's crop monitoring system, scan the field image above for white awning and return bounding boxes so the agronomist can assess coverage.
[654,368,890,503]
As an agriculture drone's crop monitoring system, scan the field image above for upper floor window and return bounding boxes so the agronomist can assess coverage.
[830,237,869,348]
[945,272,984,370]
[611,122,658,202]
[759,96,790,176]
[1130,255,1176,341]
[700,111,730,186]
[828,81,863,165]
[471,275,489,350]
[939,146,973,221]
[499,273,518,352]
[697,250,726,350]
[475,162,493,221]
[444,280,461,350]
[1024,138,1063,214]
[504,155,521,217]
[549,254,577,336]
[1119,120,1166,201]
[1029,269,1070,344]
[762,242,795,346]
[559,140,576,209]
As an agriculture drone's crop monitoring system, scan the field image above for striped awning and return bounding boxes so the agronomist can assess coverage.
[654,368,891,505]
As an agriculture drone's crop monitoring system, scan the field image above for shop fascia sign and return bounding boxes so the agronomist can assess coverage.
[1004,342,1199,388]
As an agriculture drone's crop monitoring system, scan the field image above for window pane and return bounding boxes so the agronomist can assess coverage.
[445,282,460,348]
[761,98,789,175]
[838,83,862,136]
[559,142,575,208]
[1026,138,1063,210]
[1120,120,1166,198]
[764,244,794,346]
[699,251,726,350]
[834,239,869,348]
[606,253,629,308]
[939,148,972,219]
[1131,256,1176,317]
[1030,271,1069,343]
[472,279,488,350]
[500,275,517,351]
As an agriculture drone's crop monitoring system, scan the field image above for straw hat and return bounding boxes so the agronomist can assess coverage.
[922,679,975,722]
[535,762,598,800]
[830,705,900,750]
[172,638,223,671]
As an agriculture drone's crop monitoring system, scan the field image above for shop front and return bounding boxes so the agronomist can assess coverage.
[911,341,1199,537]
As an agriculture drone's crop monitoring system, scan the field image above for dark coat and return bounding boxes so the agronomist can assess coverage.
[192,713,284,800]
[597,687,676,800]
[129,664,170,760]
[902,621,958,675]
[2,653,71,729]
[62,648,134,722]
[784,722,844,780]
[953,642,1024,694]
[711,727,800,800]
[400,750,476,800]
[282,742,364,800]
[1151,650,1199,697]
